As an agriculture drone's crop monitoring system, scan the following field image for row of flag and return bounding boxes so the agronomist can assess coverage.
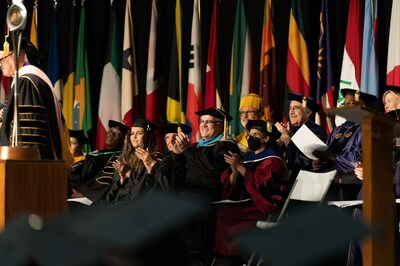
[1,0,400,151]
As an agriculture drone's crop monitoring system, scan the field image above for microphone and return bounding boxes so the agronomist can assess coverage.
[6,0,27,32]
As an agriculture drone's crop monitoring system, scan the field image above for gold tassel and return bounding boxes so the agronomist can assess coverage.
[302,96,307,108]
[176,123,182,134]
[267,121,272,133]
[3,36,9,57]
[355,91,360,102]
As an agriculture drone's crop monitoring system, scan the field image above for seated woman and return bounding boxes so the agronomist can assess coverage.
[106,117,162,205]
[213,120,288,265]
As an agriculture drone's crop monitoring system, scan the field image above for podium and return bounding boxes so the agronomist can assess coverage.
[0,152,68,230]
[328,106,397,266]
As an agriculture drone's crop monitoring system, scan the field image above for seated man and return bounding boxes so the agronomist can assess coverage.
[69,120,129,204]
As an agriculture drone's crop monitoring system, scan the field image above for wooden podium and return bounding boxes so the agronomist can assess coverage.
[328,106,397,266]
[0,148,68,230]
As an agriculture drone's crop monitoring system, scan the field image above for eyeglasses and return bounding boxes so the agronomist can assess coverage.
[240,110,256,117]
[0,52,13,68]
[198,119,222,125]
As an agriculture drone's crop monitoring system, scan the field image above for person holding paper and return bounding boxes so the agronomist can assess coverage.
[312,88,377,201]
[213,120,288,265]
[275,93,327,187]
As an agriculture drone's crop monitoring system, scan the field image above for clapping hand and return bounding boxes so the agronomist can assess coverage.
[112,159,131,184]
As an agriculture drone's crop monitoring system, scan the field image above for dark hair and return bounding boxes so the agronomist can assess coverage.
[118,127,158,173]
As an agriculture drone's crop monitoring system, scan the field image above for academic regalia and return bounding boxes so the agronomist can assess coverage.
[152,152,187,192]
[0,65,63,160]
[214,149,288,256]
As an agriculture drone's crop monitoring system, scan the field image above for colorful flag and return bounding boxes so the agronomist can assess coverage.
[186,0,203,142]
[74,1,92,149]
[166,0,185,124]
[122,0,139,127]
[387,0,400,87]
[205,0,223,109]
[63,1,78,129]
[47,2,63,103]
[229,0,255,136]
[30,0,38,49]
[96,1,122,150]
[259,0,278,122]
[286,0,310,96]
[316,0,336,134]
[361,0,378,97]
[338,0,363,106]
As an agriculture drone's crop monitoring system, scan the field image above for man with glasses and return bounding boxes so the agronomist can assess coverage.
[173,107,241,266]
[0,36,70,162]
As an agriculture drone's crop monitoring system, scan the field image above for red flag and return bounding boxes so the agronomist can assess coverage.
[387,0,400,87]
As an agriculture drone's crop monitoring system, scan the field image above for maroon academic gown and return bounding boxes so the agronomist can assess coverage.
[214,148,288,256]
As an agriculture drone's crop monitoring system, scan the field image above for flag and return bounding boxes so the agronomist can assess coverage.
[74,2,92,150]
[47,2,63,103]
[259,0,278,122]
[63,1,78,129]
[30,1,38,49]
[229,0,255,136]
[286,0,310,96]
[338,0,363,106]
[122,0,139,127]
[315,0,336,134]
[387,0,400,87]
[205,0,223,109]
[166,0,185,124]
[361,0,378,97]
[96,1,122,150]
[186,0,203,142]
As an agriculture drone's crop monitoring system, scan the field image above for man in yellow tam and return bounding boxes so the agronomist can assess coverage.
[236,93,272,154]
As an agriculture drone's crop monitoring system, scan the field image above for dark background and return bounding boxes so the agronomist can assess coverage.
[0,0,394,136]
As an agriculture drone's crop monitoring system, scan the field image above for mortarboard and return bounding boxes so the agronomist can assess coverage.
[68,129,89,145]
[341,88,377,106]
[245,120,281,139]
[239,93,265,112]
[0,36,45,68]
[132,117,157,132]
[237,205,370,266]
[287,93,320,113]
[195,107,233,122]
[108,120,129,137]
[161,123,192,135]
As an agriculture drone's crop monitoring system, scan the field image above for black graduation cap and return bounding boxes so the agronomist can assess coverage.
[245,120,281,139]
[161,123,192,135]
[1,36,45,68]
[132,117,158,132]
[68,129,89,145]
[0,36,28,53]
[236,205,370,266]
[195,107,233,122]
[108,120,129,137]
[341,88,377,106]
[287,93,320,113]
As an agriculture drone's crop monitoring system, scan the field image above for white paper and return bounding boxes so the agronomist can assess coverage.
[211,198,251,204]
[329,198,400,208]
[67,197,93,206]
[291,124,328,160]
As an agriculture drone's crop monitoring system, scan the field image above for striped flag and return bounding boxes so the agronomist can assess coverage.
[121,0,139,127]
[205,0,223,109]
[361,0,378,97]
[229,0,255,136]
[316,0,336,134]
[166,0,185,124]
[47,2,63,103]
[286,0,310,96]
[62,1,78,129]
[186,0,203,142]
[74,1,92,149]
[259,0,278,122]
[30,0,38,49]
[338,0,363,106]
[96,1,122,150]
[387,0,400,87]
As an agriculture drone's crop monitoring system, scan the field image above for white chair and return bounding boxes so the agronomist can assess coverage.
[257,169,337,227]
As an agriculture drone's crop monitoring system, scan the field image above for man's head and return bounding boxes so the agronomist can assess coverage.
[195,108,232,140]
[105,120,129,149]
[340,89,377,108]
[68,129,89,157]
[162,123,192,151]
[239,93,265,127]
[287,93,319,127]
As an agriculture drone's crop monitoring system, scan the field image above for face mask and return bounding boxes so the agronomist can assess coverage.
[247,136,262,151]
